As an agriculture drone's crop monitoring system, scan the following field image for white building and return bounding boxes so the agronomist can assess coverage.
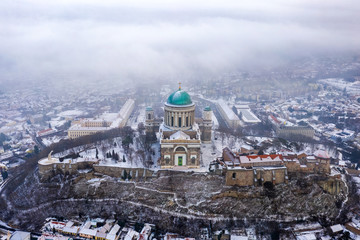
[217,100,241,129]
[235,105,261,123]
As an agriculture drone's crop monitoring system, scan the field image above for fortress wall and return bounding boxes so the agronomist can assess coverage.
[93,165,154,178]
[274,168,286,184]
[225,169,254,186]
[226,167,287,186]
[284,161,300,172]
[39,162,156,182]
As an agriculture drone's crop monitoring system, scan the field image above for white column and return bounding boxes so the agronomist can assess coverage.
[175,112,178,127]
[182,112,185,127]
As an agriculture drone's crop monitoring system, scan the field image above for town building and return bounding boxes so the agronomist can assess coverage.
[37,128,57,137]
[10,231,31,240]
[220,147,331,187]
[222,147,288,186]
[216,100,241,129]
[277,126,315,141]
[235,104,261,123]
[68,99,135,139]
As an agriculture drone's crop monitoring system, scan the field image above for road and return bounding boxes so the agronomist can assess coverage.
[193,96,230,130]
[22,122,46,151]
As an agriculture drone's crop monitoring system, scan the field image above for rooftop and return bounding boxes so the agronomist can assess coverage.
[166,88,192,106]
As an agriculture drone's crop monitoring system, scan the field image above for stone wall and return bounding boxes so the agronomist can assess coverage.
[284,161,300,172]
[226,169,254,186]
[225,167,287,186]
[254,168,286,185]
[93,165,154,179]
[39,162,80,181]
[39,162,155,182]
[318,176,342,195]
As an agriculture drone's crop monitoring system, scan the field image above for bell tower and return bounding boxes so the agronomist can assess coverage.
[201,106,212,143]
[145,106,157,142]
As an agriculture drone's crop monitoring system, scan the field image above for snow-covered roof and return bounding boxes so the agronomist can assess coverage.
[79,228,97,236]
[37,128,56,136]
[217,100,240,121]
[296,233,316,240]
[170,131,190,140]
[230,236,248,240]
[10,231,31,240]
[106,234,116,240]
[110,117,124,128]
[313,150,330,159]
[68,123,110,131]
[65,221,74,227]
[124,229,139,240]
[238,109,261,123]
[96,232,107,239]
[118,99,135,118]
[82,221,91,229]
[338,160,346,166]
[109,224,120,235]
[330,224,343,233]
[62,226,79,234]
[239,155,283,164]
[49,221,66,230]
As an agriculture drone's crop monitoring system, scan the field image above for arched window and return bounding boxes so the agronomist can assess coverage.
[165,157,170,165]
[178,117,182,127]
[186,116,189,126]
[232,172,236,179]
[176,147,186,152]
[171,116,174,126]
[148,113,151,120]
[191,157,195,164]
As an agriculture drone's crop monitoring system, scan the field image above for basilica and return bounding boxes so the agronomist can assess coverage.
[145,85,212,169]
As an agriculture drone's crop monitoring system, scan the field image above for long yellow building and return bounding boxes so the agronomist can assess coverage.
[68,99,135,139]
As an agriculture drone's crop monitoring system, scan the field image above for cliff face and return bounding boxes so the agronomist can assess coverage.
[0,170,347,234]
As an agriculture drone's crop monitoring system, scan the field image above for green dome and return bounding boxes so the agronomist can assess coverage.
[167,89,192,105]
[204,106,211,111]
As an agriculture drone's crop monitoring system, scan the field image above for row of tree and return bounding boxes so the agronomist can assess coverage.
[105,150,126,162]
[121,170,132,180]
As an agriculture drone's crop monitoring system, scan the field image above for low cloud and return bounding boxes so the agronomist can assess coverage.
[0,0,359,89]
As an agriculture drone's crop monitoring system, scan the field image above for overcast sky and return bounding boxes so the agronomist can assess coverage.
[1,0,359,89]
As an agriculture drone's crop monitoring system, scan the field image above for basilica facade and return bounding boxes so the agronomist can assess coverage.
[146,85,212,169]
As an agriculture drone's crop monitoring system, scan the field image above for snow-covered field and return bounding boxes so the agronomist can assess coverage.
[42,136,63,146]
[58,110,84,118]
[49,117,67,128]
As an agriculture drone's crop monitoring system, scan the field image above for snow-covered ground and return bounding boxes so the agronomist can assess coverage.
[49,117,67,128]
[6,158,25,168]
[58,110,85,118]
[42,136,63,146]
